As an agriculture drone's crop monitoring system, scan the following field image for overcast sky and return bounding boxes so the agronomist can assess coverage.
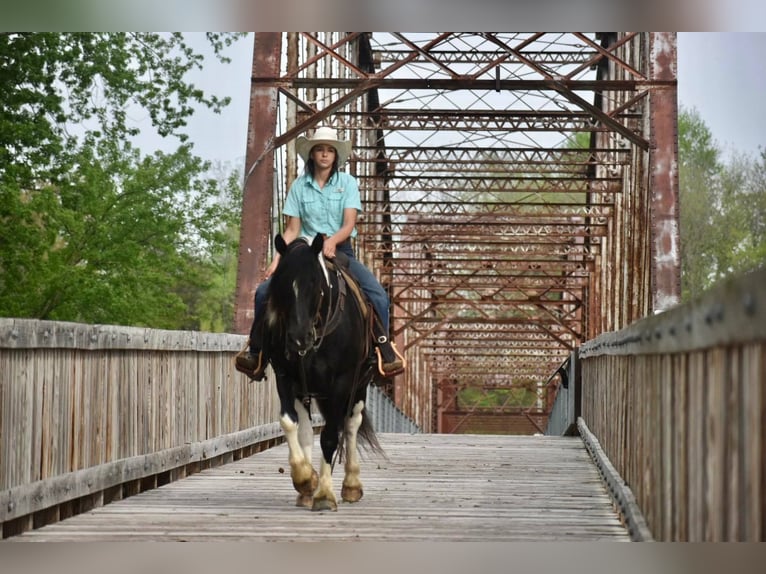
[677,32,766,159]
[147,32,765,171]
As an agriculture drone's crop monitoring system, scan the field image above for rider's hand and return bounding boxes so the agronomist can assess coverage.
[322,236,338,259]
[265,257,279,279]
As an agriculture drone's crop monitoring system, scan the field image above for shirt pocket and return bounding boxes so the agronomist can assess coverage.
[299,195,321,222]
[327,195,345,224]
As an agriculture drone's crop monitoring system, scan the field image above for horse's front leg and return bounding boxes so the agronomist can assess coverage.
[312,424,340,511]
[341,400,364,503]
[280,399,318,508]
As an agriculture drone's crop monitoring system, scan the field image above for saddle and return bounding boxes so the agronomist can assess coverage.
[324,253,369,323]
[324,254,405,381]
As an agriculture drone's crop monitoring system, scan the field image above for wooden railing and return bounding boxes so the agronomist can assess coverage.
[578,267,766,541]
[0,319,419,538]
[0,319,284,537]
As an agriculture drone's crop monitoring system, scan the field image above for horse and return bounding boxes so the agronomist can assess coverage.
[263,233,383,511]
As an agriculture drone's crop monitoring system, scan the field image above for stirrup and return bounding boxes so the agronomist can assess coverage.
[235,341,267,382]
[375,342,406,378]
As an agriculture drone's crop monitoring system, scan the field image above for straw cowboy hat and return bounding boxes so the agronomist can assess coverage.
[295,126,352,166]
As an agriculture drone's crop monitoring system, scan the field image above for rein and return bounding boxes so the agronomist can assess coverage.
[296,256,348,409]
[297,257,347,356]
[288,247,371,436]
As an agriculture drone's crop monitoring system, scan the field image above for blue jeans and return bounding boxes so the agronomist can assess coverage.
[250,242,390,348]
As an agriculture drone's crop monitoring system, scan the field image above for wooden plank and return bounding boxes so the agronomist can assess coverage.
[0,422,286,522]
[0,319,245,352]
[9,434,631,542]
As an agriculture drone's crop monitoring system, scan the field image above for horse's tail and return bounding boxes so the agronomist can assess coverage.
[337,407,387,463]
[357,408,387,460]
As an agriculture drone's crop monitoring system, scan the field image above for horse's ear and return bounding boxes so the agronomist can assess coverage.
[275,234,287,255]
[311,234,324,255]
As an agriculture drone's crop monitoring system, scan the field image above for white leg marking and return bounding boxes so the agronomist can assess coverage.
[281,412,315,494]
[342,400,364,501]
[295,399,314,463]
[280,413,304,467]
[313,457,337,511]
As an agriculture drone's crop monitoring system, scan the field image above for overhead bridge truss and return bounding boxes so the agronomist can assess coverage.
[234,32,680,433]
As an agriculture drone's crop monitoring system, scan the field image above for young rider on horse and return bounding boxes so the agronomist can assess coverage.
[236,126,405,381]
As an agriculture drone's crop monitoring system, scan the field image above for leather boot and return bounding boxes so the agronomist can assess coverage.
[372,315,405,378]
[235,317,268,381]
[235,342,267,381]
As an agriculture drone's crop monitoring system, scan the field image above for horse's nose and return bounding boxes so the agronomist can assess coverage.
[287,328,312,352]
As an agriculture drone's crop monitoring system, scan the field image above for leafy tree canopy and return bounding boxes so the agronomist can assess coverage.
[678,105,766,301]
[0,33,245,328]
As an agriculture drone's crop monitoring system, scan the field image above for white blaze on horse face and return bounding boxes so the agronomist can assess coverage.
[265,306,277,328]
[292,279,300,300]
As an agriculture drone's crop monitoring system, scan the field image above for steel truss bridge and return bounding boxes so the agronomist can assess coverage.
[233,32,679,434]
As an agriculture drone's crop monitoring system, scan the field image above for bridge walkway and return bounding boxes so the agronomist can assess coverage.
[9,433,629,542]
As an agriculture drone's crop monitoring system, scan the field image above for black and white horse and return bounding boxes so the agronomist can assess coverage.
[264,234,382,511]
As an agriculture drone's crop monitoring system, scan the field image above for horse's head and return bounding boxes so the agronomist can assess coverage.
[269,234,326,355]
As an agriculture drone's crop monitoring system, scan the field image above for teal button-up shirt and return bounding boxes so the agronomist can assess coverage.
[283,171,362,238]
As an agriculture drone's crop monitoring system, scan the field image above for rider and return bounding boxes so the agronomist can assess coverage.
[236,126,405,381]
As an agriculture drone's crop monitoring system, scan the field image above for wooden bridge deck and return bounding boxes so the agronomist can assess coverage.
[8,434,630,542]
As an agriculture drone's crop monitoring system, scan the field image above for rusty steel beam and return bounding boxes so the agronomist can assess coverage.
[250,77,665,91]
[375,49,600,66]
[340,110,641,132]
[648,32,681,311]
[233,33,282,334]
[234,33,678,434]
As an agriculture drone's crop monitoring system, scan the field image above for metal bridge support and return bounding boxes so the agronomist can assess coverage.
[233,33,282,335]
[232,33,680,434]
[649,32,681,311]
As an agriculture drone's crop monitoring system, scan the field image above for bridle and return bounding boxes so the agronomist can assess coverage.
[296,253,347,357]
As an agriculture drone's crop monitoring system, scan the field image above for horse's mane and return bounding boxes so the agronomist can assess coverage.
[266,236,327,337]
[269,238,315,297]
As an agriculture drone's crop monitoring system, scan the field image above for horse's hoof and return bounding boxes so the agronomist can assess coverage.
[295,494,313,508]
[293,469,319,496]
[311,497,338,512]
[341,485,364,503]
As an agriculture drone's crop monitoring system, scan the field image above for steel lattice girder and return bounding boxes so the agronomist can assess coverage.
[236,32,679,433]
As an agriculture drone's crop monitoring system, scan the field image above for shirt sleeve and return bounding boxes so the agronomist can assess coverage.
[342,173,363,213]
[283,178,302,218]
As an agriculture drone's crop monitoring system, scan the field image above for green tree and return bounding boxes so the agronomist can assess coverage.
[176,163,243,333]
[678,107,766,300]
[677,106,723,301]
[0,33,245,328]
[715,148,766,278]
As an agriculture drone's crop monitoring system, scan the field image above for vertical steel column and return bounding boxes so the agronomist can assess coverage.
[233,33,282,334]
[648,32,681,311]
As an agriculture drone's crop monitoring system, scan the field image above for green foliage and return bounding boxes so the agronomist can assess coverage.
[457,385,538,410]
[678,106,766,301]
[0,33,245,329]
